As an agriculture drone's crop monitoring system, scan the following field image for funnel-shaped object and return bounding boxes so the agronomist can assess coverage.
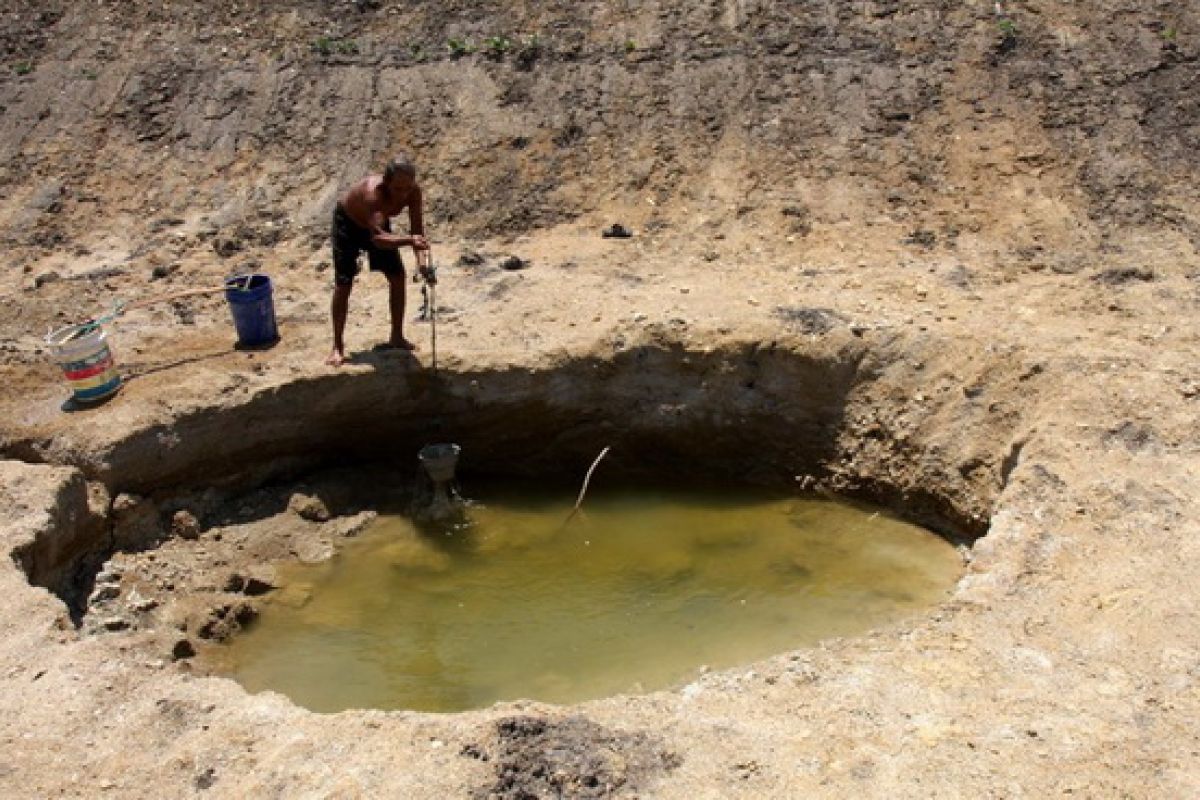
[418,443,461,483]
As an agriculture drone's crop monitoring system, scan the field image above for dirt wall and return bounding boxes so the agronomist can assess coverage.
[1,0,1197,269]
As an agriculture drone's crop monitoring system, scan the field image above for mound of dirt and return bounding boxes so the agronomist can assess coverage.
[466,715,680,799]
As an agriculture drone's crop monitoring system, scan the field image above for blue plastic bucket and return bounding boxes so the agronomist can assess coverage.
[225,274,278,346]
[45,323,121,404]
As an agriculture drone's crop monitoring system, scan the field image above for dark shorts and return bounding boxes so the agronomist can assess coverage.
[331,204,403,286]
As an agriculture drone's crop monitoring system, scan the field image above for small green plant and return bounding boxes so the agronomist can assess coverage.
[312,36,358,56]
[484,35,512,56]
[410,43,425,62]
[997,18,1017,37]
[81,67,98,80]
[624,39,637,53]
[313,36,335,55]
[1163,26,1178,41]
[446,37,475,58]
[13,61,33,76]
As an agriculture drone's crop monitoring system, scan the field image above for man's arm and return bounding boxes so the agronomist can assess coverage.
[368,210,418,250]
[368,190,428,251]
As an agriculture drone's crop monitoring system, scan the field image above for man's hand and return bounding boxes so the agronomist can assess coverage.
[414,244,436,285]
[409,234,430,251]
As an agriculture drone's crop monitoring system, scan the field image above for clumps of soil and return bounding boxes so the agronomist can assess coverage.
[902,229,938,249]
[0,3,64,64]
[780,205,812,237]
[773,306,849,335]
[465,716,680,799]
[1104,421,1160,453]
[1093,267,1156,286]
[74,467,394,662]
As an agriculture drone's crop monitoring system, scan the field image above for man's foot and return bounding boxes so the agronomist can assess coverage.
[326,348,346,367]
[376,337,418,352]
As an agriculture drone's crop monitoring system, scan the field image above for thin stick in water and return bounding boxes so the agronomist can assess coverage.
[563,446,611,527]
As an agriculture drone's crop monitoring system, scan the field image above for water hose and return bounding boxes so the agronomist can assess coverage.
[70,283,236,339]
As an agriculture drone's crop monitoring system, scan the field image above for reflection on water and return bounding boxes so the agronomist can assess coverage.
[206,488,962,713]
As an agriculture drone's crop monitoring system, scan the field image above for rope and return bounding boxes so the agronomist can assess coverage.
[417,249,437,371]
[562,446,611,528]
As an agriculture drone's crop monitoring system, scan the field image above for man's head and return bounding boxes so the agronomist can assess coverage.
[382,153,417,194]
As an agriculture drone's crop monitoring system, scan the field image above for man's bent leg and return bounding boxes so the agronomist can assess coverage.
[328,283,353,366]
[329,205,362,367]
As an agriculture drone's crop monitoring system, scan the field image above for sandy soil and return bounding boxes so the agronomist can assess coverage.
[1,0,1199,797]
[0,219,1196,797]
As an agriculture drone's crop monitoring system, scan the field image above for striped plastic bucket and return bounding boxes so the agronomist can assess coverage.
[45,323,121,404]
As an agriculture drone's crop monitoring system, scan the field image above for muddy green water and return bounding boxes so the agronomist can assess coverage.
[210,488,962,713]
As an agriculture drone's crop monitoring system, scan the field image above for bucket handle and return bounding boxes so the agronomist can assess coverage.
[227,273,255,291]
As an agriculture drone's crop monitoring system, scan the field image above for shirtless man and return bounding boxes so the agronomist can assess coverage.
[326,154,431,367]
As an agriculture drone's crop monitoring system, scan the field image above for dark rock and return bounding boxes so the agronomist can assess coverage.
[233,603,257,626]
[242,575,276,596]
[601,223,633,239]
[498,256,531,271]
[171,638,196,660]
[553,124,584,147]
[461,743,489,761]
[288,493,330,522]
[171,510,201,540]
[197,602,256,641]
[212,235,243,258]
[457,250,486,267]
[193,767,216,790]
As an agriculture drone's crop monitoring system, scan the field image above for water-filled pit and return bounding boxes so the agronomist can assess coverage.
[5,337,1061,797]
[2,226,1188,795]
[12,343,1005,721]
[205,482,962,712]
